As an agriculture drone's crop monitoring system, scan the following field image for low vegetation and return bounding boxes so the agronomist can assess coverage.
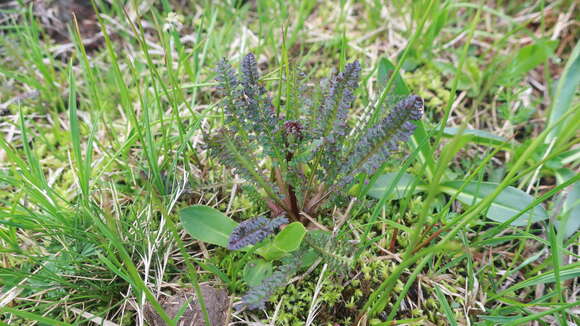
[0,1,578,325]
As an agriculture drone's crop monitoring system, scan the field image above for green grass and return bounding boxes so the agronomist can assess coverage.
[1,0,579,325]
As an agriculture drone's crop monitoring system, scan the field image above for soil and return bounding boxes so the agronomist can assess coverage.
[143,284,230,326]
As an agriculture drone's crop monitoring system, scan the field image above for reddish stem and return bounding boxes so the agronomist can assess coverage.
[389,228,398,252]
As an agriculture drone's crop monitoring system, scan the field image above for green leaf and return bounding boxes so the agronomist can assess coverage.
[255,239,281,260]
[398,47,421,71]
[243,259,273,287]
[273,222,306,251]
[555,169,580,239]
[256,222,306,260]
[441,181,548,226]
[433,286,458,326]
[495,263,580,296]
[377,57,409,95]
[545,147,580,170]
[433,60,474,92]
[499,39,558,86]
[422,3,449,53]
[410,121,436,181]
[300,249,319,269]
[547,41,580,144]
[368,173,425,200]
[179,205,238,248]
[0,307,73,326]
[443,127,512,148]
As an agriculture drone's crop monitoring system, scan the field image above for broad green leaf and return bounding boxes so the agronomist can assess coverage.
[256,222,306,260]
[561,182,580,240]
[179,205,238,248]
[441,181,548,226]
[410,121,436,181]
[547,41,580,144]
[273,222,306,252]
[255,239,282,260]
[398,47,421,71]
[555,169,580,239]
[443,127,511,148]
[243,259,273,287]
[368,172,425,200]
[498,39,558,86]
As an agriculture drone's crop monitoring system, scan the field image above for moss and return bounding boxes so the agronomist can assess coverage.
[403,68,451,109]
[269,276,344,325]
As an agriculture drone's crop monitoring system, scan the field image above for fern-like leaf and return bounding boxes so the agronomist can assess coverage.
[305,231,355,273]
[239,248,305,310]
[315,61,362,183]
[318,61,361,139]
[239,263,293,310]
[339,94,424,183]
[228,216,288,250]
[206,131,288,210]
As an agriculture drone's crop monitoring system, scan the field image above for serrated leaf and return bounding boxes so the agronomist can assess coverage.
[228,216,287,250]
[300,249,319,269]
[377,57,435,180]
[243,259,273,287]
[179,205,238,248]
[368,172,425,200]
[441,181,548,226]
[305,230,354,272]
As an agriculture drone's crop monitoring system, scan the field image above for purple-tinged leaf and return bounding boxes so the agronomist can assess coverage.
[228,216,288,250]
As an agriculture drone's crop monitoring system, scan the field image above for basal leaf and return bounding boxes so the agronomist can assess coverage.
[256,222,306,260]
[377,57,409,95]
[547,41,580,144]
[368,172,425,200]
[441,181,548,226]
[555,169,580,239]
[273,222,306,252]
[179,205,238,248]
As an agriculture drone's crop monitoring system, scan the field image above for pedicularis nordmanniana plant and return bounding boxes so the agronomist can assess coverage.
[211,53,423,222]
[181,53,423,310]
